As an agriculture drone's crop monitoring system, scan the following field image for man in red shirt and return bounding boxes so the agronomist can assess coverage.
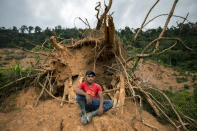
[74,70,113,124]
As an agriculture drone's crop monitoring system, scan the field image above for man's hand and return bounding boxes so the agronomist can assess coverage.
[97,107,103,115]
[85,94,92,104]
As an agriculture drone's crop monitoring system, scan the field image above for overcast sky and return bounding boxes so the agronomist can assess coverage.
[0,0,197,30]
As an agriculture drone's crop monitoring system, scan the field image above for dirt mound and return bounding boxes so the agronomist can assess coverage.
[16,87,38,108]
[0,88,174,131]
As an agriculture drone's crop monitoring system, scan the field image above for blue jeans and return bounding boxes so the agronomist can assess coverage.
[76,95,113,112]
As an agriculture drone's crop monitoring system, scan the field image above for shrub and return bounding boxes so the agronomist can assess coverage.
[143,87,197,130]
[176,77,188,83]
[5,56,14,60]
[183,84,190,89]
[0,62,28,88]
[192,75,197,82]
[172,73,177,76]
[194,87,197,104]
[171,91,197,118]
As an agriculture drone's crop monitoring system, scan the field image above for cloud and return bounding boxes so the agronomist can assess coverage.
[0,0,196,29]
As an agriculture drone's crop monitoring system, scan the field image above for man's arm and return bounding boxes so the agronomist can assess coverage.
[74,86,92,104]
[98,92,104,115]
[74,86,87,96]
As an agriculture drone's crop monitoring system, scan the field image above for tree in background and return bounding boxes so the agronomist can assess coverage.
[12,26,18,33]
[34,26,42,33]
[28,26,34,34]
[20,25,28,33]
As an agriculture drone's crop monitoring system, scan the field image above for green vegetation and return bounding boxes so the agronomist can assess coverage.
[194,87,197,104]
[183,84,190,89]
[0,62,28,87]
[176,77,188,83]
[192,75,197,82]
[143,88,197,130]
[0,25,86,49]
[117,23,197,72]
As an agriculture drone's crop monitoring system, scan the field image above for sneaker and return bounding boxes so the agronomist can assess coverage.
[81,112,87,124]
[87,110,98,122]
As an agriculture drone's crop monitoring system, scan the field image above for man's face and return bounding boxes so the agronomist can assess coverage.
[86,74,95,84]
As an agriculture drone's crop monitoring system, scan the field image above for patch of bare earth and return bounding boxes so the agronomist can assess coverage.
[136,60,196,92]
[0,88,174,131]
[0,48,46,68]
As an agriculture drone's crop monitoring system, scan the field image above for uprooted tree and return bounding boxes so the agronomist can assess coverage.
[1,0,197,130]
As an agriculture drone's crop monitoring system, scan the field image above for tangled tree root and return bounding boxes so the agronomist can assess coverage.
[1,0,196,130]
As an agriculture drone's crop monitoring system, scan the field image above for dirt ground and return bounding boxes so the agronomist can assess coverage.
[0,87,174,131]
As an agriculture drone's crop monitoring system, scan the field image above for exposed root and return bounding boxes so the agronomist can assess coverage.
[34,73,49,107]
[76,17,91,29]
[16,1,194,130]
[96,0,113,30]
[153,0,179,53]
[132,0,160,44]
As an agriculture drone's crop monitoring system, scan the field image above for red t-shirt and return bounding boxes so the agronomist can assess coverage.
[78,81,102,98]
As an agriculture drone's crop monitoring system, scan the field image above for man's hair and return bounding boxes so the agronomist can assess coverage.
[85,70,96,76]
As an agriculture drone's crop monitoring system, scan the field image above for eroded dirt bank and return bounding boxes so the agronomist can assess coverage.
[0,88,174,131]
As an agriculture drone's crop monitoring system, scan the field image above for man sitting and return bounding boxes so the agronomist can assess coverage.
[74,70,113,124]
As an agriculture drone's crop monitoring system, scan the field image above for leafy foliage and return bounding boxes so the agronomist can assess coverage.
[0,25,86,49]
[117,22,197,72]
[0,62,28,88]
[176,77,188,83]
[143,88,197,130]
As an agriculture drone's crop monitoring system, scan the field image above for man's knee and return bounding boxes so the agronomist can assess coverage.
[108,100,113,109]
[103,100,113,112]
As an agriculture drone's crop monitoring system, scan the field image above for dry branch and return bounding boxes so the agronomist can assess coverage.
[147,87,188,130]
[15,46,48,56]
[178,13,189,34]
[39,83,75,104]
[153,0,179,53]
[95,2,101,20]
[143,14,190,28]
[34,73,49,107]
[0,74,37,90]
[136,41,177,58]
[77,17,91,29]
[50,36,65,51]
[136,37,192,59]
[96,0,113,30]
[132,0,160,44]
